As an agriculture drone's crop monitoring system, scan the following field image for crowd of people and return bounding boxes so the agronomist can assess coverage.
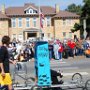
[48,37,90,61]
[5,36,90,62]
[0,36,90,63]
[8,41,35,62]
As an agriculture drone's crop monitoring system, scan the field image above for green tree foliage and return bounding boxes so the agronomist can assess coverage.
[71,23,81,32]
[65,3,82,15]
[65,3,83,37]
[66,0,90,38]
[81,0,90,37]
[82,0,90,17]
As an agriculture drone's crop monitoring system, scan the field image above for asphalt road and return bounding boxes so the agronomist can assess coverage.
[10,56,90,90]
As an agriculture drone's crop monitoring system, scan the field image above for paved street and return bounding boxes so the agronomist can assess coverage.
[51,56,90,78]
[10,56,90,90]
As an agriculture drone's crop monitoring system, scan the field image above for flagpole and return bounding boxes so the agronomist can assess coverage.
[38,0,42,41]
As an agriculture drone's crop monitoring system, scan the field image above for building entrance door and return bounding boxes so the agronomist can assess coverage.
[27,33,37,39]
[27,33,37,40]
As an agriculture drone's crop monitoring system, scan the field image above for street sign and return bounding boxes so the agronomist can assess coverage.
[34,41,51,86]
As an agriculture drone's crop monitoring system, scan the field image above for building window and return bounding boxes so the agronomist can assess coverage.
[26,9,37,14]
[30,9,33,13]
[63,32,66,37]
[26,10,29,14]
[18,17,22,27]
[69,32,72,38]
[11,18,16,27]
[46,16,51,27]
[12,34,17,40]
[67,19,72,26]
[33,10,37,14]
[26,17,30,27]
[62,19,66,26]
[48,33,50,38]
[18,34,23,41]
[33,17,37,27]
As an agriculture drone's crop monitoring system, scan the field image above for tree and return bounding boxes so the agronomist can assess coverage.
[81,0,90,17]
[65,3,82,15]
[71,22,83,37]
[65,3,83,38]
[66,1,90,38]
[81,0,90,37]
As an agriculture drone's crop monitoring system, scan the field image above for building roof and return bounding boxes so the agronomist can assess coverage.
[53,11,80,18]
[24,3,38,10]
[40,6,56,15]
[5,4,56,16]
[0,3,79,19]
[0,12,9,19]
[5,7,26,16]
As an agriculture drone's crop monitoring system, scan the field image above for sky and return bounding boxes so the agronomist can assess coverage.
[0,0,83,10]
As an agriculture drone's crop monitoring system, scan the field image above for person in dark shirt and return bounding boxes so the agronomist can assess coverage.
[48,41,54,60]
[0,36,16,90]
[51,69,63,90]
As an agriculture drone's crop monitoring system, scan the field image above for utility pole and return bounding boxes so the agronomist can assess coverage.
[83,19,87,39]
[38,0,42,41]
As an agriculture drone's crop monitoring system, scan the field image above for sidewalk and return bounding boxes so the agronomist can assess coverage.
[64,55,85,60]
[29,55,88,62]
[49,55,87,62]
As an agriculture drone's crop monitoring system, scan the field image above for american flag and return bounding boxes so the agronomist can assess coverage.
[40,10,44,28]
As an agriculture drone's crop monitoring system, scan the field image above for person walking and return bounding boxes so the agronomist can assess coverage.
[0,36,16,90]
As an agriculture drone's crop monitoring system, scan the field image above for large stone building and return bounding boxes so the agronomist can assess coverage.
[0,3,80,42]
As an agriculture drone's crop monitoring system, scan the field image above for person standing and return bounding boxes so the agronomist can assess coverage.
[67,40,76,57]
[53,40,59,60]
[48,40,54,60]
[0,36,16,90]
[58,42,63,61]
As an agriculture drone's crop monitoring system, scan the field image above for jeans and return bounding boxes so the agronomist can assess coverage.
[49,50,53,59]
[68,48,74,57]
[77,48,83,56]
[58,52,62,60]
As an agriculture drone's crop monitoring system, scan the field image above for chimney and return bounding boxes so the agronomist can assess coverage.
[1,4,5,14]
[55,4,60,13]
